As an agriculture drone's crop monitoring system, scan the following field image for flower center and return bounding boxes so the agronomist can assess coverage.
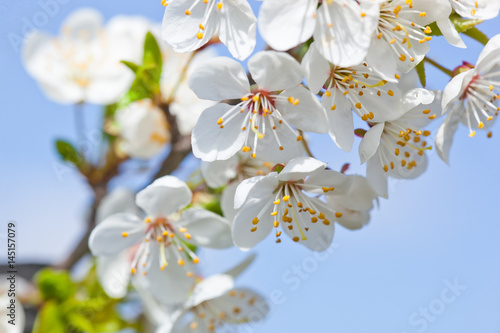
[216,90,303,159]
[379,121,432,173]
[377,0,432,63]
[461,73,500,137]
[325,65,394,120]
[251,182,341,244]
[126,216,199,277]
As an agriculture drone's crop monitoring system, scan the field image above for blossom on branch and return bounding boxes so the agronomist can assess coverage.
[189,51,328,163]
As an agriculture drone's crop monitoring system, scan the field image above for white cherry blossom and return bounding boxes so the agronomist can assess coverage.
[161,0,256,60]
[23,9,147,104]
[115,99,171,159]
[189,51,328,163]
[366,0,463,79]
[232,157,352,251]
[359,88,440,197]
[258,0,381,67]
[89,176,233,304]
[436,34,500,163]
[302,42,402,152]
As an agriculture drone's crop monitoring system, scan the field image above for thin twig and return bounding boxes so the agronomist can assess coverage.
[424,57,453,77]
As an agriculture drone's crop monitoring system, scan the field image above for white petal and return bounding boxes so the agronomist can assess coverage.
[451,0,500,19]
[401,88,435,112]
[189,57,250,101]
[333,175,377,211]
[441,71,473,114]
[436,19,466,48]
[234,173,278,208]
[476,34,500,71]
[314,0,379,67]
[322,88,354,152]
[435,108,461,164]
[248,51,303,91]
[135,245,195,305]
[191,103,248,161]
[185,274,234,308]
[301,42,330,93]
[97,253,131,299]
[303,169,352,195]
[277,86,329,133]
[221,181,239,222]
[207,288,269,322]
[247,121,305,163]
[218,0,257,60]
[365,36,398,82]
[201,155,239,188]
[223,253,257,279]
[258,0,317,51]
[161,0,217,53]
[96,188,137,223]
[61,8,104,37]
[89,213,145,256]
[277,157,326,182]
[136,176,192,216]
[366,153,388,198]
[177,208,233,249]
[232,198,274,250]
[359,123,385,164]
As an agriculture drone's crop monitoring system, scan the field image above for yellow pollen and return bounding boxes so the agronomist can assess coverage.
[283,195,290,202]
[185,233,192,239]
[388,90,394,96]
[193,258,200,264]
[252,217,259,225]
[178,259,185,266]
[217,2,223,9]
[250,226,257,232]
[122,232,128,238]
[196,32,203,39]
[185,9,191,15]
[335,212,343,218]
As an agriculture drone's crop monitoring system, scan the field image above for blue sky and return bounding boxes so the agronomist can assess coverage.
[1,1,500,332]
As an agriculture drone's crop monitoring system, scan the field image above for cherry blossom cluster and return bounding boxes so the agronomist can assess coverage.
[20,1,500,332]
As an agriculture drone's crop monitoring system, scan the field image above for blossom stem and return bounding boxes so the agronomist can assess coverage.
[424,57,453,77]
[298,130,314,158]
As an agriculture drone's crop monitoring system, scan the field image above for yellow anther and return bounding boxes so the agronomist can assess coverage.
[283,195,290,202]
[274,221,279,228]
[179,227,187,233]
[293,236,300,242]
[271,211,278,216]
[296,135,303,141]
[252,217,259,225]
[193,258,200,264]
[335,212,343,218]
[325,90,331,97]
[250,226,257,232]
[388,90,394,96]
[331,104,337,111]
[178,259,185,266]
[185,9,191,15]
[217,2,223,9]
[273,199,280,205]
[355,102,362,109]
[122,232,128,238]
[185,233,192,239]
[196,32,203,39]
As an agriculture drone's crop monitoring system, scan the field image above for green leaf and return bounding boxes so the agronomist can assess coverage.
[427,22,442,36]
[55,140,84,167]
[416,60,426,87]
[67,313,96,333]
[463,27,489,45]
[143,32,163,85]
[120,60,140,73]
[36,268,76,301]
[33,301,66,333]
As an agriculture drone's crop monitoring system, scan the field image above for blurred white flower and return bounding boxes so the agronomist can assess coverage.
[232,157,352,251]
[115,99,171,159]
[436,34,500,163]
[161,0,256,60]
[165,274,268,333]
[89,176,233,304]
[189,51,328,162]
[23,8,150,104]
[359,88,440,197]
[94,188,139,299]
[258,0,380,67]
